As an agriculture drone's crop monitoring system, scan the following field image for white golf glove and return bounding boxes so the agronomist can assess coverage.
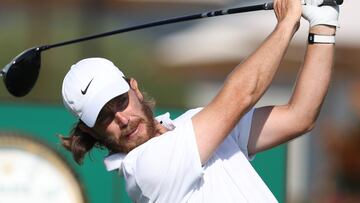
[302,0,340,27]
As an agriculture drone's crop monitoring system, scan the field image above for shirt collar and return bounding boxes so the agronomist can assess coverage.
[103,112,174,171]
[104,153,126,171]
[155,112,175,130]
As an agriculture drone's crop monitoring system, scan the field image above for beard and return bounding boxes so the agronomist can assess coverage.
[102,100,156,153]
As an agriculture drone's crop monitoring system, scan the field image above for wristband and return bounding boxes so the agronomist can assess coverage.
[308,33,336,44]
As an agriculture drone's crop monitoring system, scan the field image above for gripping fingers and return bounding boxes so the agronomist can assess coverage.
[274,0,302,25]
[302,1,339,27]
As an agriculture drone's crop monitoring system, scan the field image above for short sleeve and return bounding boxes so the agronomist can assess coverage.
[230,108,255,160]
[122,119,203,202]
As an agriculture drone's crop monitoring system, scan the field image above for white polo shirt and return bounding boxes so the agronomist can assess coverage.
[104,108,278,203]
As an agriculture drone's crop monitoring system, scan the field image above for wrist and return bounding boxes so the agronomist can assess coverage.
[308,33,335,44]
[277,19,300,35]
[309,25,336,35]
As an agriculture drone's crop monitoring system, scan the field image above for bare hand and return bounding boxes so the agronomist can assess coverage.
[273,0,301,32]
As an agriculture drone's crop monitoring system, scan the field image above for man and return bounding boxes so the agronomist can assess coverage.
[60,0,340,202]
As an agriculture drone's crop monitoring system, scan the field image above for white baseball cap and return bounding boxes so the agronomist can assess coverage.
[62,58,130,127]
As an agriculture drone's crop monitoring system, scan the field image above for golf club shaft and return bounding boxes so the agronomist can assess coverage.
[40,3,271,51]
[39,0,343,51]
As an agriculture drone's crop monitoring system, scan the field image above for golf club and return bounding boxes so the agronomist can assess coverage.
[1,0,343,97]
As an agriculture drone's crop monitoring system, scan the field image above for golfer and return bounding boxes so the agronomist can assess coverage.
[60,0,340,202]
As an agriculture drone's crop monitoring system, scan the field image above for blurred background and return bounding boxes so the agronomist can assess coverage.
[0,0,359,202]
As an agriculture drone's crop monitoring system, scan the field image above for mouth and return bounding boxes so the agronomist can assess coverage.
[127,125,139,139]
[123,122,143,140]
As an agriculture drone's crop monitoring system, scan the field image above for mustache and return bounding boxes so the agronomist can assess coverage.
[120,117,143,137]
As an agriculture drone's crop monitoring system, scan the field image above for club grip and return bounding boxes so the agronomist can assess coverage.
[264,0,343,10]
[322,0,343,6]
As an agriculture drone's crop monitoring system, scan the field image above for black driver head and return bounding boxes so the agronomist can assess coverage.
[2,47,42,97]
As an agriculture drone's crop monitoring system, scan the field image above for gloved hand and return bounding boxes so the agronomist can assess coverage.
[302,0,340,27]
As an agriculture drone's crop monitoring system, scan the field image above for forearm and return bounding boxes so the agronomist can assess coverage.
[220,21,298,116]
[193,0,302,164]
[194,22,298,163]
[200,22,297,155]
[288,25,336,128]
[246,3,340,155]
[194,23,296,163]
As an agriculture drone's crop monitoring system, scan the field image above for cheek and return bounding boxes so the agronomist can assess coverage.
[94,122,119,140]
[104,122,121,136]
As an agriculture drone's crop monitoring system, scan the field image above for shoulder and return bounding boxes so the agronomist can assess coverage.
[122,119,203,201]
[133,119,200,177]
[174,107,203,124]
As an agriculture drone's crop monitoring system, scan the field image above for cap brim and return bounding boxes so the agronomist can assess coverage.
[81,79,130,127]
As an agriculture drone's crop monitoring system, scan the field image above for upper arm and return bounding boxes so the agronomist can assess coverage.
[192,93,253,164]
[248,105,312,156]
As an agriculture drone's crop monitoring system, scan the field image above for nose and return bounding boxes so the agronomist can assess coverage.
[114,111,130,127]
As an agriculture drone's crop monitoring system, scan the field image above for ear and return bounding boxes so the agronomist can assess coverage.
[130,78,144,101]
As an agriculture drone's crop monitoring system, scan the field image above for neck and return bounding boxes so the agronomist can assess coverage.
[154,120,170,136]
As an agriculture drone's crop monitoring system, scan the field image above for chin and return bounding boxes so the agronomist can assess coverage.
[121,137,148,153]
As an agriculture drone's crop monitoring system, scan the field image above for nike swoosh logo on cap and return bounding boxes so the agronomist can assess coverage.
[81,78,93,95]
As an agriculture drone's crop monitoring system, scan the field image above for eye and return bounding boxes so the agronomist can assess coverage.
[95,93,129,126]
[117,93,129,111]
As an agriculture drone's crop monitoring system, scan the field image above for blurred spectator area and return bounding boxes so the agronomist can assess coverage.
[1,0,359,105]
[0,0,236,106]
[0,0,359,203]
[313,81,360,203]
